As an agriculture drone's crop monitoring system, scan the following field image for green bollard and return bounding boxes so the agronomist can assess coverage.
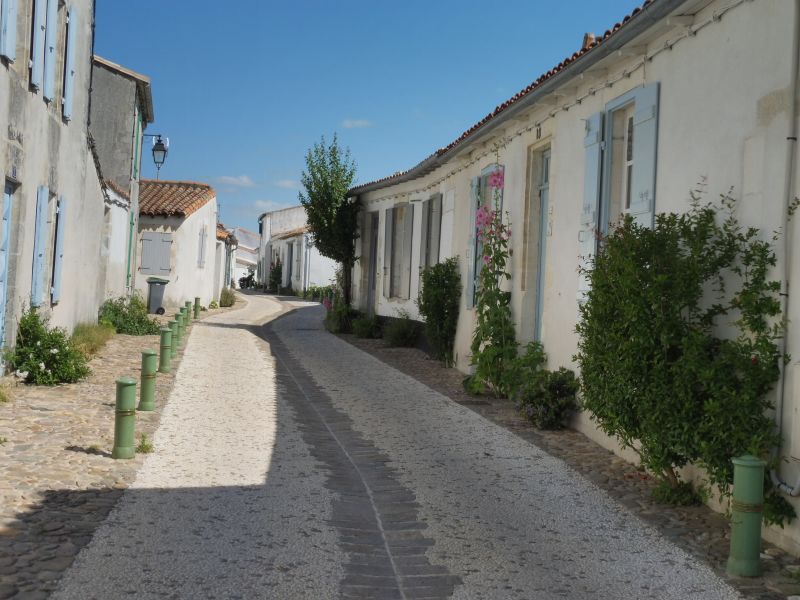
[138,349,158,412]
[158,327,172,374]
[169,320,179,359]
[727,455,766,577]
[174,313,184,347]
[179,308,188,342]
[194,296,200,319]
[185,301,193,320]
[112,377,137,459]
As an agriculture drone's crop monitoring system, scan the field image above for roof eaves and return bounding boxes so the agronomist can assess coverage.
[349,0,687,196]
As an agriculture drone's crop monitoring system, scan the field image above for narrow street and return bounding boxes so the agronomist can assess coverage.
[51,294,742,600]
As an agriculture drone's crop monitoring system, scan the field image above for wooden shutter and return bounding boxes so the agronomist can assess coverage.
[382,207,393,298]
[429,193,442,267]
[158,233,171,274]
[62,6,76,120]
[31,186,49,306]
[30,0,46,90]
[628,83,659,228]
[0,0,18,61]
[42,0,56,100]
[577,112,604,301]
[418,199,429,274]
[50,195,66,303]
[0,184,14,345]
[466,176,480,309]
[400,204,413,299]
[140,232,157,275]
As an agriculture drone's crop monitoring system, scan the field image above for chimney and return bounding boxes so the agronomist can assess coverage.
[582,32,596,50]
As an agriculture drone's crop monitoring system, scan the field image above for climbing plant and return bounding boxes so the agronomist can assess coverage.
[575,186,794,524]
[465,166,517,397]
[417,257,462,365]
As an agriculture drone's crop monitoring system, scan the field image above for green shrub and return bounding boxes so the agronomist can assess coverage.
[352,315,381,339]
[417,257,461,365]
[6,308,90,385]
[504,342,547,397]
[71,322,115,358]
[324,298,358,334]
[99,295,160,335]
[209,300,219,309]
[268,260,282,293]
[219,287,236,307]
[383,310,419,347]
[515,367,579,430]
[575,189,793,524]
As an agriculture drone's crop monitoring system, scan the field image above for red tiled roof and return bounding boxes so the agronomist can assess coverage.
[104,179,130,200]
[273,226,308,241]
[350,0,660,194]
[216,222,231,241]
[139,180,216,217]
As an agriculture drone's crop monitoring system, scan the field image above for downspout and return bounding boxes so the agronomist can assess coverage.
[771,0,800,496]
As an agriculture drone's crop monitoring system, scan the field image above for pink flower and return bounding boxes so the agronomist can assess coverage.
[322,298,332,310]
[489,169,504,189]
[475,205,492,229]
[482,255,490,265]
[506,227,512,237]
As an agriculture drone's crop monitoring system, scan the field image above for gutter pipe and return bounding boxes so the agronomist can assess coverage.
[771,0,800,496]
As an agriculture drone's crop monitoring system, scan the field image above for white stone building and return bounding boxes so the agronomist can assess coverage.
[349,0,800,553]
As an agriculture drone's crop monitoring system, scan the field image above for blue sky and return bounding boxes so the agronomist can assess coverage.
[95,1,643,232]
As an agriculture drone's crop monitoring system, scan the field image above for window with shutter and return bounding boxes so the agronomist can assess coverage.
[61,5,76,120]
[42,0,56,101]
[50,195,66,303]
[382,208,393,299]
[197,226,206,268]
[466,177,480,309]
[30,186,49,306]
[141,232,172,276]
[0,183,14,345]
[0,0,18,61]
[29,0,45,90]
[419,194,443,275]
[577,112,603,302]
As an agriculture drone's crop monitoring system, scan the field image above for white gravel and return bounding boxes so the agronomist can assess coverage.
[52,295,344,600]
[272,305,744,600]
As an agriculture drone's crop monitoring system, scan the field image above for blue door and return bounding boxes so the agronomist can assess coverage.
[0,183,13,347]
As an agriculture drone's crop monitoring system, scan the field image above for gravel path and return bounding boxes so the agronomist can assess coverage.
[51,294,744,599]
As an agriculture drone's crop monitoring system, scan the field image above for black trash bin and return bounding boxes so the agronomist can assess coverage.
[146,277,169,315]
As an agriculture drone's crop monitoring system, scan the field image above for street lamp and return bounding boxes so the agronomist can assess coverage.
[143,134,170,179]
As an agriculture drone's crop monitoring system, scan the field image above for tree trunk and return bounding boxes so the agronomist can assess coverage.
[343,262,353,307]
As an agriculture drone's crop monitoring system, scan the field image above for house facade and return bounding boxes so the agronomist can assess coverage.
[136,180,219,308]
[213,222,235,301]
[257,205,337,292]
[0,0,107,345]
[232,226,258,286]
[350,0,800,552]
[89,55,154,299]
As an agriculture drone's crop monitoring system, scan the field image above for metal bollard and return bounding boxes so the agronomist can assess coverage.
[181,306,190,333]
[727,455,766,577]
[179,308,187,342]
[158,327,172,373]
[185,301,193,321]
[112,377,137,459]
[194,296,200,319]
[174,312,184,347]
[169,320,179,359]
[138,349,158,412]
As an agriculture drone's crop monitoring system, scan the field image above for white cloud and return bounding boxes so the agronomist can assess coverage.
[342,118,374,129]
[275,179,301,190]
[216,175,256,188]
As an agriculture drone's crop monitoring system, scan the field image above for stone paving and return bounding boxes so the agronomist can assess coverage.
[337,333,800,600]
[0,303,235,599]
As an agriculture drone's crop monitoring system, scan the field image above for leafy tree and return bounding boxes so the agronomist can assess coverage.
[300,135,359,305]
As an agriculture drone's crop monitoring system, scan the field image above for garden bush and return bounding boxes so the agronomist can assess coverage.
[383,310,419,347]
[515,367,579,430]
[71,322,115,358]
[219,287,236,307]
[417,257,461,365]
[575,188,793,522]
[99,294,160,335]
[324,297,358,334]
[6,308,90,385]
[268,260,282,293]
[352,315,381,339]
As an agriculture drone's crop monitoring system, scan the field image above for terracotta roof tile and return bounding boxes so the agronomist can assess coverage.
[104,179,130,200]
[216,222,231,241]
[140,180,216,217]
[273,226,308,241]
[351,0,657,194]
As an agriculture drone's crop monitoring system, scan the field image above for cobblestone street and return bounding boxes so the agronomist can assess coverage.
[32,293,751,599]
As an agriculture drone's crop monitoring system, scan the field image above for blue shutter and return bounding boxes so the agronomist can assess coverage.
[0,184,14,346]
[628,83,659,228]
[466,176,480,309]
[577,112,604,301]
[382,207,392,298]
[42,0,57,101]
[50,196,66,303]
[0,0,18,61]
[62,6,76,120]
[30,0,46,90]
[429,193,442,267]
[157,233,171,274]
[31,186,49,306]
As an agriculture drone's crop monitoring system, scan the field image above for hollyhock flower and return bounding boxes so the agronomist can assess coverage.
[489,169,504,189]
[322,298,332,310]
[482,255,490,265]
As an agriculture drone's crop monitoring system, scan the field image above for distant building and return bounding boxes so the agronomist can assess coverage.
[257,206,336,293]
[232,227,258,287]
[136,181,219,308]
[89,55,155,299]
[214,222,236,300]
